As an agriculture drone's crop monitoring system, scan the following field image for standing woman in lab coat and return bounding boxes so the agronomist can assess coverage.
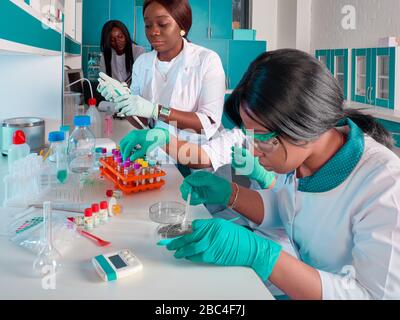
[99,0,226,143]
[164,50,400,300]
[100,20,146,87]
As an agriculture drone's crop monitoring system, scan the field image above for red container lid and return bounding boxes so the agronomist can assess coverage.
[100,201,108,210]
[84,208,93,217]
[13,130,26,145]
[91,203,99,212]
[106,190,114,197]
[88,98,97,106]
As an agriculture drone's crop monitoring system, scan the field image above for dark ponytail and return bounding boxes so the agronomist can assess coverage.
[344,109,394,149]
[225,49,394,150]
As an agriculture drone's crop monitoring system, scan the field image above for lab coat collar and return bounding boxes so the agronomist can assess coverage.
[297,118,365,193]
[144,38,201,70]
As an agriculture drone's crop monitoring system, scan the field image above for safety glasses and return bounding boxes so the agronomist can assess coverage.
[241,124,279,153]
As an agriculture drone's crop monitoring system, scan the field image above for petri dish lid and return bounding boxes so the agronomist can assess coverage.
[149,201,186,224]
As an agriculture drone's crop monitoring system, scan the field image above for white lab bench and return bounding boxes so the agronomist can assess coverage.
[0,119,274,300]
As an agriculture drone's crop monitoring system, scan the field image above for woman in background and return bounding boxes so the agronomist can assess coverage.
[100,20,145,87]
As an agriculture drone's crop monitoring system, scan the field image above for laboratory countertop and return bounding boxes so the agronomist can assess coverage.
[0,120,274,300]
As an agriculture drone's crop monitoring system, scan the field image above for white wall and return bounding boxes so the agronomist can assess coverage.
[0,54,62,136]
[311,0,400,52]
[252,0,278,50]
[296,0,312,53]
[276,0,297,49]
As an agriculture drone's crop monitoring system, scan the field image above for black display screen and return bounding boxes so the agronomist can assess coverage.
[109,255,127,269]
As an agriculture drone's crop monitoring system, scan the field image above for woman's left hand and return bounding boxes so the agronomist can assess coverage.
[166,218,282,281]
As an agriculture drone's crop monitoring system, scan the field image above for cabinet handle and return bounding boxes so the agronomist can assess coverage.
[366,87,371,103]
[369,87,374,104]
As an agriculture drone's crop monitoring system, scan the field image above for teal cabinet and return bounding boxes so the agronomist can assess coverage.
[376,119,400,147]
[316,49,349,99]
[0,1,80,55]
[82,0,110,46]
[228,40,267,89]
[188,0,232,41]
[352,47,396,109]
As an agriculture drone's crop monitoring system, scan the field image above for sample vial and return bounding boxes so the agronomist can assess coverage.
[99,201,109,223]
[155,161,162,182]
[148,160,156,184]
[112,203,122,215]
[133,163,141,187]
[107,197,117,217]
[141,161,149,185]
[106,189,122,199]
[91,203,100,227]
[84,208,93,230]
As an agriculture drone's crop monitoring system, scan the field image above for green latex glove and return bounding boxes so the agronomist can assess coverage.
[120,128,170,161]
[180,171,233,206]
[167,218,282,281]
[231,146,276,189]
[114,94,159,120]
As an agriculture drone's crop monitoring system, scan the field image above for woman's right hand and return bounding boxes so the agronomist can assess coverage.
[180,171,233,206]
[120,128,170,161]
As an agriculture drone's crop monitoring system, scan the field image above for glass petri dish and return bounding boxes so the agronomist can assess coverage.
[156,223,193,246]
[149,201,186,225]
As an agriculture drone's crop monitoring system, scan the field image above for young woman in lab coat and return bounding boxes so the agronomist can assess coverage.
[100,20,146,87]
[121,49,400,299]
[98,0,226,143]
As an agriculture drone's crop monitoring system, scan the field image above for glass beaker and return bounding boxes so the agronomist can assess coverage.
[33,201,62,276]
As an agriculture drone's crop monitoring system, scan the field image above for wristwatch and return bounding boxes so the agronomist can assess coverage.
[158,105,171,120]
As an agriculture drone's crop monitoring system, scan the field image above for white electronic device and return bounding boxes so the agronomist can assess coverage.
[92,249,143,282]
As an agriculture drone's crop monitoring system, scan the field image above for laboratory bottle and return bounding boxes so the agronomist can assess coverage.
[86,98,102,138]
[7,130,30,173]
[48,131,68,184]
[68,115,96,174]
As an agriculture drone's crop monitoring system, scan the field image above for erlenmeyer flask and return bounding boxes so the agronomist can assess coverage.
[33,201,62,276]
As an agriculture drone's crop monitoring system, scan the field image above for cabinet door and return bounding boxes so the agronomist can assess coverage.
[228,40,267,89]
[82,0,110,46]
[189,0,210,40]
[374,47,396,109]
[316,50,332,72]
[210,0,233,39]
[332,49,348,100]
[110,0,135,38]
[352,48,370,104]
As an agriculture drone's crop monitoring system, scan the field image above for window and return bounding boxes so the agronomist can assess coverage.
[232,0,252,29]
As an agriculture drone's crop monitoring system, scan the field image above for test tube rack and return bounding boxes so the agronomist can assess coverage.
[99,157,166,194]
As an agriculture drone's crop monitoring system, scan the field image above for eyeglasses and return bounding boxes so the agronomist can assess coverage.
[241,124,279,153]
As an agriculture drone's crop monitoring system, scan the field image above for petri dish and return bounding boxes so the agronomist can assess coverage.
[149,201,186,225]
[156,223,193,246]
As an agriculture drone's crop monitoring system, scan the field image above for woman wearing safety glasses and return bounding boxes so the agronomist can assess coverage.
[119,49,400,299]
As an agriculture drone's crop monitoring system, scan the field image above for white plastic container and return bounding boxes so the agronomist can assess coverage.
[7,130,30,172]
[86,98,102,138]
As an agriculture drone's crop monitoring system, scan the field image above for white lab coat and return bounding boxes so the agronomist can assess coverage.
[130,38,226,142]
[256,134,400,299]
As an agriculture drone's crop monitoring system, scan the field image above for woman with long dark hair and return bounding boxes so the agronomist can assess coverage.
[118,49,400,299]
[100,20,145,87]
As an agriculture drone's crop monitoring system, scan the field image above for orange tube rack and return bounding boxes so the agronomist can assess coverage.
[99,157,166,194]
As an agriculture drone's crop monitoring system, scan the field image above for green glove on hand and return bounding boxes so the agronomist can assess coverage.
[231,146,276,189]
[120,128,170,161]
[97,72,130,102]
[114,94,159,120]
[180,171,233,206]
[167,218,282,281]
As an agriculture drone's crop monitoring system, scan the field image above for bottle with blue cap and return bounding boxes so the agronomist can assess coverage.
[68,115,96,174]
[48,131,68,183]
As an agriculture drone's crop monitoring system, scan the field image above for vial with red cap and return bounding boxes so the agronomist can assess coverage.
[99,201,109,223]
[7,130,30,172]
[84,208,94,230]
[91,203,100,227]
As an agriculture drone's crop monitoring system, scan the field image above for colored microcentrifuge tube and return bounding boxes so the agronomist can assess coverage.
[148,160,156,184]
[141,161,149,185]
[106,189,122,199]
[133,163,141,187]
[91,203,100,227]
[123,162,131,185]
[84,208,93,230]
[99,201,109,223]
[154,161,161,182]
